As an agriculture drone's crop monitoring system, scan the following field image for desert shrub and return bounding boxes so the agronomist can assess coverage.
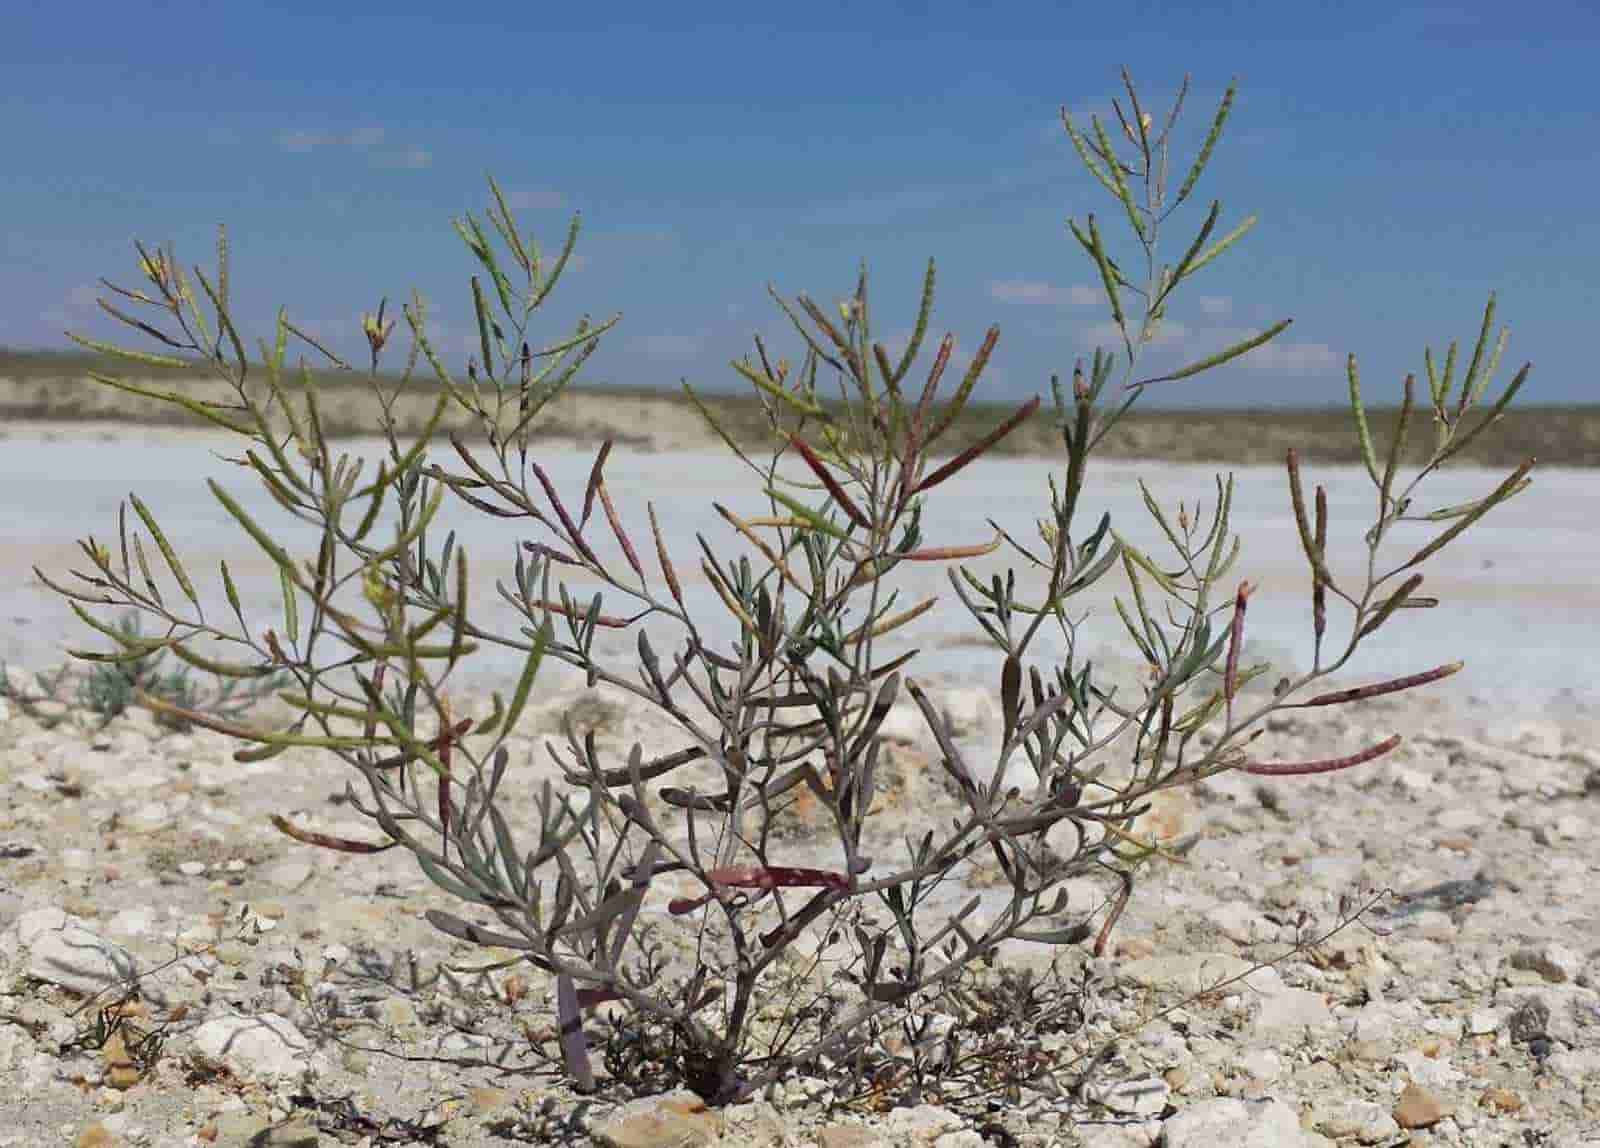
[41,70,1532,1107]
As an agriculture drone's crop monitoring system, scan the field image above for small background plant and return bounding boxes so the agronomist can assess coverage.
[3,611,287,732]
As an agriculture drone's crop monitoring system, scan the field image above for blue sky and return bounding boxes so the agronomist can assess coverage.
[5,1,1596,407]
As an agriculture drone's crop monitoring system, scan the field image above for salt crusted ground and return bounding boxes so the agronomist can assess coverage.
[1,666,1598,1147]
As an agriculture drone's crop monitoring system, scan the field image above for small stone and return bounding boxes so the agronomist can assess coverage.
[1212,901,1272,946]
[468,1087,512,1116]
[1497,719,1565,758]
[1085,1075,1170,1117]
[74,1123,122,1148]
[816,1128,883,1148]
[1393,1083,1449,1129]
[1435,807,1485,832]
[1479,1086,1523,1114]
[259,1120,320,1146]
[178,860,207,877]
[104,907,157,939]
[592,1091,721,1148]
[1117,953,1281,995]
[7,908,139,998]
[100,1029,141,1090]
[1236,1049,1283,1082]
[937,687,997,737]
[188,1013,315,1085]
[1254,987,1333,1037]
[1465,1008,1503,1036]
[1508,996,1551,1042]
[1504,985,1600,1047]
[1308,1098,1399,1144]
[373,997,419,1029]
[262,860,313,890]
[883,1105,963,1144]
[1511,941,1585,984]
[1162,1098,1311,1147]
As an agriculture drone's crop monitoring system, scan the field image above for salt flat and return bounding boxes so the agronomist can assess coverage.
[3,427,1594,716]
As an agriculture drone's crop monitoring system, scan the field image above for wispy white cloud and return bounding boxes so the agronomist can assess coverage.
[40,284,103,326]
[374,146,432,170]
[278,127,430,170]
[629,333,704,358]
[278,126,386,153]
[802,184,953,228]
[1232,336,1339,374]
[988,279,1100,307]
[874,327,1008,392]
[1078,319,1190,349]
[1187,326,1338,375]
[504,188,565,210]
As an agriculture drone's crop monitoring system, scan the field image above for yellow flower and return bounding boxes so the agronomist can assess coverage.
[363,566,397,615]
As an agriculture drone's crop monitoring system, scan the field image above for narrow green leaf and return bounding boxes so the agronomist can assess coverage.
[1059,108,1119,197]
[1174,81,1235,207]
[764,486,852,542]
[893,258,937,386]
[1418,478,1534,520]
[219,560,244,623]
[131,534,163,607]
[208,479,292,569]
[529,213,583,308]
[1085,214,1126,336]
[1182,214,1256,280]
[1475,327,1509,409]
[471,275,496,377]
[1091,115,1145,242]
[1380,374,1415,513]
[127,494,200,613]
[416,854,491,905]
[486,175,533,273]
[1457,293,1497,415]
[682,380,765,474]
[281,317,351,369]
[1156,200,1220,307]
[1132,319,1290,388]
[193,265,246,374]
[67,601,160,649]
[1347,353,1381,487]
[68,333,192,371]
[166,641,283,679]
[1113,596,1157,665]
[1398,458,1534,572]
[215,224,230,313]
[279,564,299,645]
[449,547,468,672]
[501,617,552,737]
[731,358,824,416]
[1116,534,1181,596]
